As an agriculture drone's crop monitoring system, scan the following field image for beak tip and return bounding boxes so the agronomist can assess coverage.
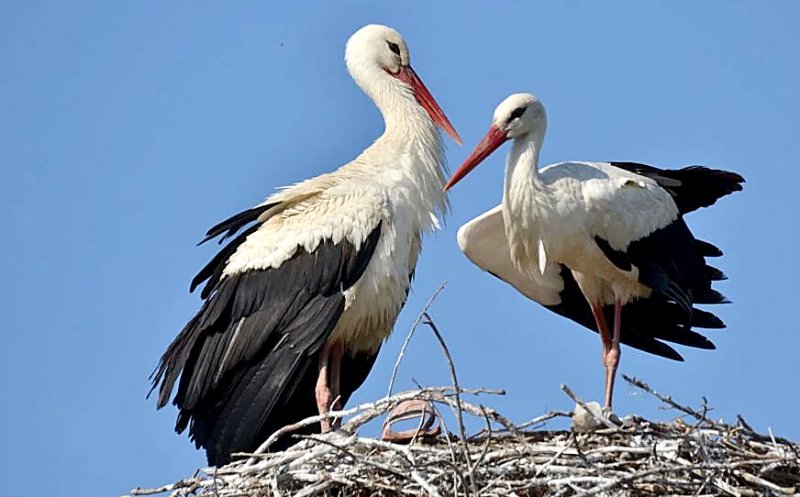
[444,128,462,146]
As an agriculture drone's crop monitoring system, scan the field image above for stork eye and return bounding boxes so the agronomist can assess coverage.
[387,41,401,56]
[508,106,527,122]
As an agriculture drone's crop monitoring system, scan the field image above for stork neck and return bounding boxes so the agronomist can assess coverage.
[379,95,438,144]
[348,63,438,144]
[350,80,446,230]
[368,81,444,178]
[503,130,545,207]
[501,129,550,271]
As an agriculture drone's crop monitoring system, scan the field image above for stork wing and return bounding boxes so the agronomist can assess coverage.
[582,162,742,314]
[151,192,384,465]
[457,205,722,361]
[457,205,564,306]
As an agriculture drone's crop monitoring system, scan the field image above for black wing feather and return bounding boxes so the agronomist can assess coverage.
[694,239,723,258]
[595,161,742,317]
[594,219,708,317]
[152,212,383,465]
[609,163,744,214]
[545,265,722,361]
[191,224,262,298]
[197,203,277,246]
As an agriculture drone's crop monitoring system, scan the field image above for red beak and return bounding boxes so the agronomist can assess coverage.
[394,66,462,145]
[444,125,508,191]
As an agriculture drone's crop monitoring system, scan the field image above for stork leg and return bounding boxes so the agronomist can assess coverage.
[315,342,343,432]
[605,300,623,409]
[590,302,619,410]
[329,342,343,430]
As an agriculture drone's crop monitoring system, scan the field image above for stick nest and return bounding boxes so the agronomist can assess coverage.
[129,377,800,497]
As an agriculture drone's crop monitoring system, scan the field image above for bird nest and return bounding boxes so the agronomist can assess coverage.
[128,376,800,497]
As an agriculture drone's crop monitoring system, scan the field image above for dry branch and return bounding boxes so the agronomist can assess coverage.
[128,381,800,497]
[130,289,799,497]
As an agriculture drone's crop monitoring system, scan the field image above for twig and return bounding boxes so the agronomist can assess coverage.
[423,310,476,494]
[387,281,447,397]
[411,378,469,496]
[248,386,497,461]
[130,478,202,496]
[470,406,494,477]
[623,375,719,428]
[517,410,574,430]
[422,312,467,445]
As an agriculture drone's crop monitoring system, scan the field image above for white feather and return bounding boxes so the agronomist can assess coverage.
[537,238,547,275]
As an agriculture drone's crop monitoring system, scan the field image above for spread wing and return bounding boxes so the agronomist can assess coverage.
[457,205,723,360]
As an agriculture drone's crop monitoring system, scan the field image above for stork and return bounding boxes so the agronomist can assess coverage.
[445,93,743,410]
[150,24,461,465]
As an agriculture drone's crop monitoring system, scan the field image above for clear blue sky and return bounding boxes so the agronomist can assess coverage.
[2,1,798,496]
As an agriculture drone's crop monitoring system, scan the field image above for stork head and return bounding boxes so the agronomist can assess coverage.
[445,93,546,190]
[345,24,461,144]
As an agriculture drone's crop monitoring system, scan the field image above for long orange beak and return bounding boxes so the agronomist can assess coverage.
[395,66,462,145]
[444,125,508,191]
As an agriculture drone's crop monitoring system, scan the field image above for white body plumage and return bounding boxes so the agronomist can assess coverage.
[224,116,446,353]
[504,156,678,306]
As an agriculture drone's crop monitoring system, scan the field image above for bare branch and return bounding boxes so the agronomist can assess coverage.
[132,299,799,497]
[387,281,448,397]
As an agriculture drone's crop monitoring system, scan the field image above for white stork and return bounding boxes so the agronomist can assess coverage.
[150,24,461,465]
[445,93,743,409]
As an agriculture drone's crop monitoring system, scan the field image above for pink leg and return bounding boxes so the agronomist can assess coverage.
[314,342,343,432]
[315,344,333,432]
[603,300,623,410]
[329,343,343,430]
[590,302,618,410]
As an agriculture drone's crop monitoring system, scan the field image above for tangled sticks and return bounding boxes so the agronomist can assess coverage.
[130,289,798,496]
[129,377,799,497]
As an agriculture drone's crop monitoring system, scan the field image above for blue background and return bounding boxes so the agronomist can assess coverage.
[2,2,797,496]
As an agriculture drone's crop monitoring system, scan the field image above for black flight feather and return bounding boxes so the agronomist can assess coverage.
[197,203,277,246]
[544,265,725,361]
[152,221,383,465]
[609,163,744,214]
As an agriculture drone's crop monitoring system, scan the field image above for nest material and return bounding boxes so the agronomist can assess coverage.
[129,377,800,497]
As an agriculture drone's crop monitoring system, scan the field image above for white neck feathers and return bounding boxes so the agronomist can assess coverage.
[502,129,548,272]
